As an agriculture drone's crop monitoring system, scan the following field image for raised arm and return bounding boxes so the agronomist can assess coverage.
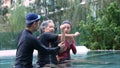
[60,24,66,42]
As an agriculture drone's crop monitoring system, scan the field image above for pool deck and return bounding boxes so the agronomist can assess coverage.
[0,46,90,57]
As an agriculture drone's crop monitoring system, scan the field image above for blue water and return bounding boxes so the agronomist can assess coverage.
[72,51,120,68]
[0,51,120,68]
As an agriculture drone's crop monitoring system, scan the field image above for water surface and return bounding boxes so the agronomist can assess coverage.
[0,50,120,68]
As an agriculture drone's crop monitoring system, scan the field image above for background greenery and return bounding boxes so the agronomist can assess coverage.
[78,2,120,50]
[0,0,120,50]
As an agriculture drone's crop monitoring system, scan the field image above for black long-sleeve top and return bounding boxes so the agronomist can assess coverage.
[36,32,60,67]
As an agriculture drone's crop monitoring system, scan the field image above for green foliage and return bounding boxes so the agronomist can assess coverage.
[0,5,28,50]
[78,2,120,50]
[0,32,18,50]
[1,0,120,50]
[9,5,26,32]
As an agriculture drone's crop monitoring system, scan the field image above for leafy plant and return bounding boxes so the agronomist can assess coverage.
[78,2,120,50]
[9,5,26,32]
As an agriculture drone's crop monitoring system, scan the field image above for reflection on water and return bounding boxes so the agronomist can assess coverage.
[0,51,120,68]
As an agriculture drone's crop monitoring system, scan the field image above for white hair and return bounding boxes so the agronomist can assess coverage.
[40,20,54,33]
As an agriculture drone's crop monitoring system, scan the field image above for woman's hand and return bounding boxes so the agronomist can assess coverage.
[60,25,66,32]
[74,32,80,36]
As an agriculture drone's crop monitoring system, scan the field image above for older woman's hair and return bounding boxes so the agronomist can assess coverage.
[40,20,54,33]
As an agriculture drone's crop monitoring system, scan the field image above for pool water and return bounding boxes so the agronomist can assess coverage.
[0,51,120,68]
[72,50,120,68]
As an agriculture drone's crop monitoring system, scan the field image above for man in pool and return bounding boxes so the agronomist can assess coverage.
[14,13,65,68]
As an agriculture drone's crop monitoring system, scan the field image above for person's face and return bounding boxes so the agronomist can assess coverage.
[44,22,55,33]
[63,23,71,34]
[33,21,40,31]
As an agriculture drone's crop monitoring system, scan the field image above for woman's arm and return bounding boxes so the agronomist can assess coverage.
[58,32,80,37]
[70,37,77,54]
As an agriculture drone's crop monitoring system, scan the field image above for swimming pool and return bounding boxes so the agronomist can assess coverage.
[0,50,120,68]
[72,50,120,68]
